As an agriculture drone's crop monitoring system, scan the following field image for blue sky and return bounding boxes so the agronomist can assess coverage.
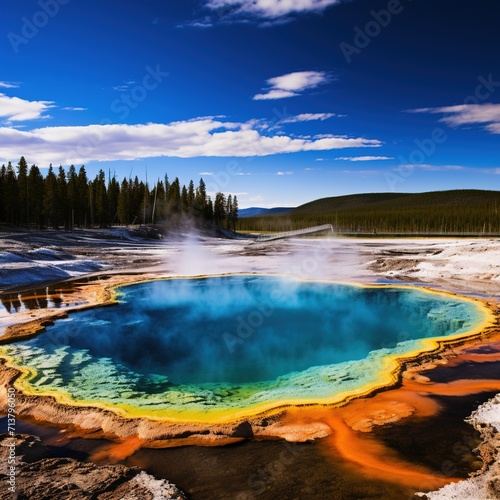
[1,0,499,207]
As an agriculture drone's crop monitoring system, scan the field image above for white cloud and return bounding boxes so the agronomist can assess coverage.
[205,0,341,20]
[268,71,328,91]
[0,81,20,89]
[341,169,381,174]
[396,164,500,174]
[0,93,55,122]
[486,123,500,134]
[62,107,87,111]
[199,171,215,175]
[405,164,465,171]
[336,156,393,161]
[276,171,293,175]
[253,89,298,100]
[281,112,336,123]
[0,117,381,165]
[407,104,500,134]
[253,71,329,100]
[112,82,138,92]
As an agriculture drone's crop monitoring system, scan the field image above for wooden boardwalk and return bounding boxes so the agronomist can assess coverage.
[255,224,334,242]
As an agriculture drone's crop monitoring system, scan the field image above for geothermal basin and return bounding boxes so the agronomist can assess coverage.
[1,275,491,424]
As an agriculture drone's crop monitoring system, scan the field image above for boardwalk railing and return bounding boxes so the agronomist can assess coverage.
[255,224,334,242]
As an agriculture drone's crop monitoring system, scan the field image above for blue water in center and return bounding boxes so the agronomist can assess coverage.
[29,276,479,386]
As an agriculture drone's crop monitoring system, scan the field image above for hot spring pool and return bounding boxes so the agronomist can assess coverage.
[1,276,490,422]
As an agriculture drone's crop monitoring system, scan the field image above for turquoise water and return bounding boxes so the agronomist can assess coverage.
[2,276,486,418]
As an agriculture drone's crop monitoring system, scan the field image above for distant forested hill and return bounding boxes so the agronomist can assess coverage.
[239,207,294,218]
[238,190,500,234]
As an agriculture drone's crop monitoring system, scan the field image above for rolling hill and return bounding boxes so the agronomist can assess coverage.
[239,207,294,218]
[238,190,500,234]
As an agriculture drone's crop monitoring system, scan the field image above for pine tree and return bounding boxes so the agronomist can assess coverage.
[205,196,214,223]
[77,166,89,227]
[17,156,29,227]
[28,164,45,228]
[57,166,68,229]
[94,170,108,227]
[226,194,233,230]
[214,192,226,227]
[164,173,170,215]
[67,165,78,229]
[187,180,195,213]
[231,195,239,231]
[0,165,5,224]
[4,163,17,225]
[117,178,130,225]
[181,185,189,213]
[43,165,58,228]
[194,178,207,218]
[130,176,142,224]
[168,177,181,214]
[140,180,149,224]
[107,175,120,225]
[155,180,166,221]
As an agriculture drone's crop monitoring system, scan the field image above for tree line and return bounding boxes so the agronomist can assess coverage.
[239,190,500,234]
[0,157,238,230]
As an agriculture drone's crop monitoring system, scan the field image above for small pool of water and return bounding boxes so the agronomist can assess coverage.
[0,276,488,421]
[0,283,85,317]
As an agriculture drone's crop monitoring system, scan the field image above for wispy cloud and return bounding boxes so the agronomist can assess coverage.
[281,112,338,123]
[397,164,466,172]
[0,81,20,89]
[0,93,55,122]
[394,163,500,176]
[62,107,87,111]
[204,0,341,23]
[395,163,500,174]
[0,116,382,165]
[253,71,329,100]
[112,81,137,92]
[276,171,293,175]
[254,89,298,100]
[407,103,500,134]
[341,169,382,175]
[336,155,394,161]
[479,167,500,174]
[342,163,471,174]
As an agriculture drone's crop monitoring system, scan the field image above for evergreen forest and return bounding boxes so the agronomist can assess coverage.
[0,157,238,231]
